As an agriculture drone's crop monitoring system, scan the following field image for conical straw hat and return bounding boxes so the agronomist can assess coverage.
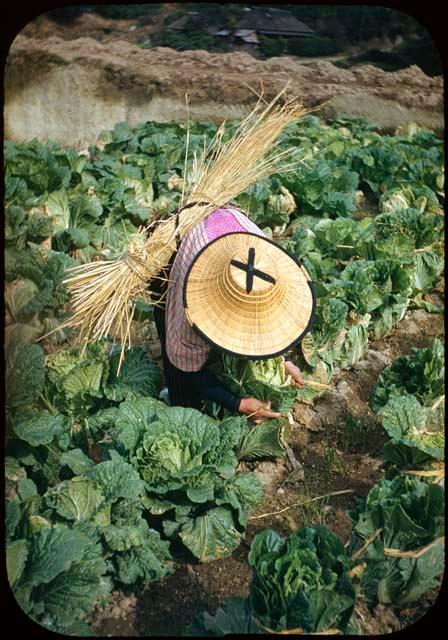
[183,232,316,358]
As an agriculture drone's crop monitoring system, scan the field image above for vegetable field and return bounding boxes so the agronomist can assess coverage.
[4,114,444,635]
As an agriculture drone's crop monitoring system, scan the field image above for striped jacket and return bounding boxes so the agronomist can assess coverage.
[165,207,264,372]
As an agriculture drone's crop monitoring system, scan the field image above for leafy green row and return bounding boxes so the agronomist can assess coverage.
[185,473,444,636]
[4,118,443,387]
[184,338,444,635]
[5,336,290,633]
[4,115,444,634]
[5,116,444,264]
[281,209,443,403]
[370,339,444,468]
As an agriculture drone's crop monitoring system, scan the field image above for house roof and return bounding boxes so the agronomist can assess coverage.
[168,7,314,40]
[238,7,314,36]
[207,27,232,36]
[234,29,256,37]
[168,12,200,31]
[241,33,260,44]
[235,30,260,44]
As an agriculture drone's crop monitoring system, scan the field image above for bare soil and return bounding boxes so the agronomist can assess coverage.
[7,33,443,112]
[18,10,171,46]
[5,16,444,146]
[88,303,444,636]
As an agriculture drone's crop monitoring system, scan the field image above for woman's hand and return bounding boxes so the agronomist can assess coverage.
[285,360,306,388]
[238,397,281,424]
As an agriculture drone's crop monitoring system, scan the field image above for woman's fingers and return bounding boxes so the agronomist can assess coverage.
[241,398,281,423]
[251,409,280,423]
[285,360,306,387]
[258,407,281,419]
[292,372,306,387]
[292,370,305,387]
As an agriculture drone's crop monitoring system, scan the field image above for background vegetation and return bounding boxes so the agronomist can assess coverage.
[43,4,441,75]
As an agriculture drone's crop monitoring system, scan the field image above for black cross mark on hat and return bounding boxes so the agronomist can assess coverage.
[230,247,276,293]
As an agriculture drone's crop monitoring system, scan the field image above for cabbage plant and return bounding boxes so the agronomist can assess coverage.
[187,525,356,635]
[380,395,444,466]
[217,354,297,414]
[370,338,444,412]
[370,339,445,467]
[348,475,445,607]
[113,399,263,562]
[248,526,356,633]
[6,458,173,635]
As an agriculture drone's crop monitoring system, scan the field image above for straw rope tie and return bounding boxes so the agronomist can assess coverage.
[125,253,150,278]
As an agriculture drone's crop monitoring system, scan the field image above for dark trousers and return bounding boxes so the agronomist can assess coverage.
[153,306,203,410]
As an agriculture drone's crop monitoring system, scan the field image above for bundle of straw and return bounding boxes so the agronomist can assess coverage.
[54,87,310,370]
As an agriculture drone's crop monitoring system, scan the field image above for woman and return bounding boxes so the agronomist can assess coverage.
[152,203,315,423]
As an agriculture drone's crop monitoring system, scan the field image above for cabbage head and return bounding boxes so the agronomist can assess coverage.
[371,338,444,413]
[380,395,444,466]
[115,401,263,562]
[348,475,444,607]
[248,526,355,633]
[219,355,297,413]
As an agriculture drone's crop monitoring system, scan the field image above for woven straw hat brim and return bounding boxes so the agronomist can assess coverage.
[183,232,316,359]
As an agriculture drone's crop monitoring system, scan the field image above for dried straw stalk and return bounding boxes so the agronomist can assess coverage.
[249,489,353,520]
[350,529,383,561]
[50,87,310,370]
[383,536,444,559]
[403,468,445,479]
[303,380,333,389]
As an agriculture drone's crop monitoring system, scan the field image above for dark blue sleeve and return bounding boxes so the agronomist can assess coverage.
[188,367,242,413]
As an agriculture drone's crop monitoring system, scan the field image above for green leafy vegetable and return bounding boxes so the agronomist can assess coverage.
[371,339,444,412]
[217,355,297,414]
[13,412,71,447]
[190,525,356,634]
[348,475,444,607]
[179,507,243,563]
[4,112,444,632]
[379,395,444,466]
[186,597,261,636]
[236,419,286,461]
[6,457,173,633]
[248,526,356,633]
[104,345,162,401]
[6,339,45,413]
[115,403,263,561]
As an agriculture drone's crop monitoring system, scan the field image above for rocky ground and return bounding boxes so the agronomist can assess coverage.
[8,33,443,112]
